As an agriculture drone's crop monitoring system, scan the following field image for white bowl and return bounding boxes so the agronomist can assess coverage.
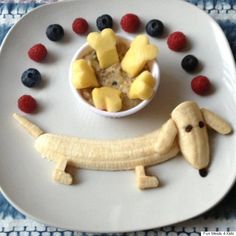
[69,35,160,118]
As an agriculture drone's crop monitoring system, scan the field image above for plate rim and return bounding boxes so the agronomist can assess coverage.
[0,0,236,232]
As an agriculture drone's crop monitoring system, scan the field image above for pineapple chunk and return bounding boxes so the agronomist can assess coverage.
[92,87,122,112]
[128,71,156,100]
[121,35,158,77]
[72,59,99,89]
[87,29,119,69]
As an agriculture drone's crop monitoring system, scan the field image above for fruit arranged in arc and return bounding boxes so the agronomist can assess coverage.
[191,75,211,95]
[21,68,42,88]
[28,43,47,62]
[18,95,38,113]
[96,14,113,31]
[167,31,187,51]
[145,19,164,37]
[72,18,89,34]
[46,24,64,41]
[120,13,140,33]
[181,55,199,72]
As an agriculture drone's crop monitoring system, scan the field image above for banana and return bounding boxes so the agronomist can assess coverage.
[33,132,179,170]
[171,101,232,169]
[154,118,177,154]
[201,108,232,134]
[12,113,179,188]
[12,101,232,189]
[13,113,43,138]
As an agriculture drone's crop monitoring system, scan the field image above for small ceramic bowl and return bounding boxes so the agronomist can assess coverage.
[69,35,160,118]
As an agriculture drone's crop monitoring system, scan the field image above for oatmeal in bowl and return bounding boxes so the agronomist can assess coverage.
[69,29,160,118]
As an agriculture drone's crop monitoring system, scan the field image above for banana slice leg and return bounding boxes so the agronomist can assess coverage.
[135,165,159,189]
[53,158,73,185]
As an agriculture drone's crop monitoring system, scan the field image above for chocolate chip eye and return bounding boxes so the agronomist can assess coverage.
[112,81,118,86]
[185,125,193,132]
[199,121,205,128]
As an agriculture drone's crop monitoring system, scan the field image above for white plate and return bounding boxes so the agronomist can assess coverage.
[0,0,236,232]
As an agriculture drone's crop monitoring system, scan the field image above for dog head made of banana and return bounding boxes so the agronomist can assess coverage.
[155,101,232,170]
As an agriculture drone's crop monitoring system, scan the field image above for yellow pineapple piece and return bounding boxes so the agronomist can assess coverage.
[87,29,119,69]
[121,35,158,77]
[92,87,122,112]
[128,71,156,100]
[72,59,99,89]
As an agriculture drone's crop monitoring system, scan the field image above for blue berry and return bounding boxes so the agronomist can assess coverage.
[145,19,164,37]
[46,24,64,41]
[96,14,113,31]
[21,68,41,88]
[181,55,199,72]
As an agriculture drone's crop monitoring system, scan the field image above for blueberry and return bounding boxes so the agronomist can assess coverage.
[46,24,64,41]
[181,55,199,72]
[21,68,41,88]
[96,14,113,31]
[145,19,164,37]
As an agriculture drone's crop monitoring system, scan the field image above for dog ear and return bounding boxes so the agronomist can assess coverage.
[154,118,178,154]
[201,108,232,134]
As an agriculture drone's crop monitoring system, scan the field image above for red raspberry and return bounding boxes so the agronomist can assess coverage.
[120,13,140,33]
[191,75,211,95]
[72,18,89,34]
[167,31,187,51]
[18,95,37,113]
[28,43,47,62]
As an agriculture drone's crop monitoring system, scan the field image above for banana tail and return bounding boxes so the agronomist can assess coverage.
[13,113,44,138]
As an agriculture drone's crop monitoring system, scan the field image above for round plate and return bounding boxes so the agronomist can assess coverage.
[0,0,236,232]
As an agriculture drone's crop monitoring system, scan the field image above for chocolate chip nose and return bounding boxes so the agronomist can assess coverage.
[199,168,208,177]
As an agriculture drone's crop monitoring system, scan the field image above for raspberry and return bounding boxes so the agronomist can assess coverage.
[72,18,89,34]
[28,43,47,62]
[191,76,211,95]
[167,31,187,51]
[120,13,140,33]
[18,95,37,113]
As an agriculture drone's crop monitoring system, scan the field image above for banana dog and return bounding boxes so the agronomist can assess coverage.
[13,101,232,189]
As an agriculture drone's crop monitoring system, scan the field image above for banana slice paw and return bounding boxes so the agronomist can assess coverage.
[135,165,159,189]
[53,169,73,185]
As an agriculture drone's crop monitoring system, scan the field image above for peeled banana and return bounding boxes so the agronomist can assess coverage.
[13,101,232,189]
